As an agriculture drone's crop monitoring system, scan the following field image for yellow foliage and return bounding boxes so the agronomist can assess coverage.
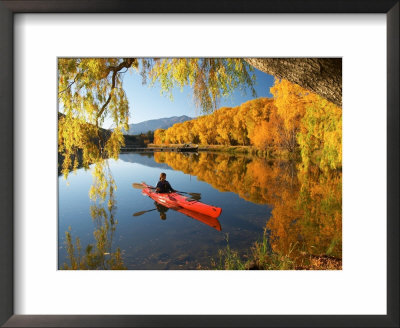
[59,58,257,178]
[153,152,342,260]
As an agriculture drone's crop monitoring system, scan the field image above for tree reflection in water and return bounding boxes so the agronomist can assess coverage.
[154,152,342,267]
[62,160,126,270]
[62,151,341,270]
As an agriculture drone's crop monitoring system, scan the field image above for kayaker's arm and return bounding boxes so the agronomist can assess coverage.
[155,181,162,193]
[166,181,176,193]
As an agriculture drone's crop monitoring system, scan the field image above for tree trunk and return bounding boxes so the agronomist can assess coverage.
[245,58,342,107]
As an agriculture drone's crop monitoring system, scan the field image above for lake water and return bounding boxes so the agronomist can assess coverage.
[58,151,342,270]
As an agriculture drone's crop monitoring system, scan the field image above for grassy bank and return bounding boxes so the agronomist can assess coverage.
[210,232,342,270]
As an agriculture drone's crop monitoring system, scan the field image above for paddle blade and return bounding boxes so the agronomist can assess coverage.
[133,210,148,216]
[133,208,156,216]
[132,183,145,189]
[188,192,201,200]
[176,191,202,201]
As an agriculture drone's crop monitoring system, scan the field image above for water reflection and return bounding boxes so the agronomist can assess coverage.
[62,160,126,270]
[60,151,341,269]
[154,152,342,263]
[134,200,222,231]
[155,202,169,220]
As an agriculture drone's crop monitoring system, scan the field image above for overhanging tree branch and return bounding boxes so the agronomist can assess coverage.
[96,58,136,124]
[245,58,342,107]
[58,73,81,95]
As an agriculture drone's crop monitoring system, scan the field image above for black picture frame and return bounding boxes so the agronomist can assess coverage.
[0,1,398,327]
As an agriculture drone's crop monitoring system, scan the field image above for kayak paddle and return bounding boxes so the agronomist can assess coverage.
[132,182,155,189]
[175,190,201,201]
[133,208,157,217]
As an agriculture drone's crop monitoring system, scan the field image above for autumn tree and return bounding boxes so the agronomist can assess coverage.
[243,98,273,137]
[215,107,235,145]
[58,58,256,175]
[269,79,310,152]
[249,121,270,150]
[59,58,342,178]
[153,129,166,145]
[297,97,342,170]
[269,78,342,167]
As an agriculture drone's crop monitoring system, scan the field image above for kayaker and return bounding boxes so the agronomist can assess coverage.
[155,172,176,193]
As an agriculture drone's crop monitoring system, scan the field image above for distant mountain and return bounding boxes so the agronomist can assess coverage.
[125,115,192,135]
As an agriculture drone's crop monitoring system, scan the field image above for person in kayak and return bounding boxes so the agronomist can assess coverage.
[155,172,176,193]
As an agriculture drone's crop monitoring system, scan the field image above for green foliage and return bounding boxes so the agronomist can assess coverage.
[296,166,342,259]
[58,58,135,129]
[122,132,154,147]
[58,58,135,177]
[297,98,342,171]
[211,229,341,270]
[63,228,126,270]
[211,234,247,270]
[143,58,256,113]
[211,231,297,270]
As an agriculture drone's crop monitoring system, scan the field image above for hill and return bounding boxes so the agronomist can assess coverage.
[125,115,192,135]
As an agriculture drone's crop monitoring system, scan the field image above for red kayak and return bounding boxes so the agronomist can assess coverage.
[141,183,222,219]
[147,197,221,231]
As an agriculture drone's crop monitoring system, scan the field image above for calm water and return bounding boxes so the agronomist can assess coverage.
[58,151,342,270]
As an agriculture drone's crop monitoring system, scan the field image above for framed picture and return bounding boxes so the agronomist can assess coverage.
[1,1,398,327]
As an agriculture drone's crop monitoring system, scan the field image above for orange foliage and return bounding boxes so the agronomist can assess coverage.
[154,78,341,171]
[153,152,342,261]
[154,98,274,147]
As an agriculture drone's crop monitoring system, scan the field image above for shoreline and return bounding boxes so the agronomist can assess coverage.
[141,144,302,160]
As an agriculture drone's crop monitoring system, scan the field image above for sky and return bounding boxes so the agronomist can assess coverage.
[103,66,275,129]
